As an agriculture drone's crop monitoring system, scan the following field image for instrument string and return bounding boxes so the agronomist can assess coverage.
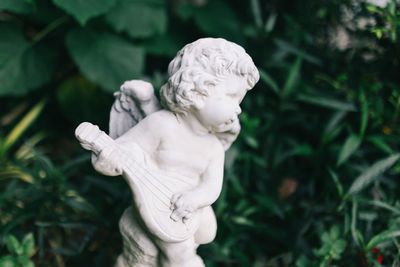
[126,164,170,208]
[125,159,171,206]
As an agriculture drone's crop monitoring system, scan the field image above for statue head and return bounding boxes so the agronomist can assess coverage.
[160,38,259,115]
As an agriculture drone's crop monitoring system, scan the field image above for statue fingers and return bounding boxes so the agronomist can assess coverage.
[174,197,186,209]
[170,193,182,207]
[170,208,184,222]
[75,122,99,144]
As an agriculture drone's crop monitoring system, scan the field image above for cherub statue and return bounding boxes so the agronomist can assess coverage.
[75,38,259,267]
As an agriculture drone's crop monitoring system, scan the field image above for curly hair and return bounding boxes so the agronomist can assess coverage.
[160,38,259,114]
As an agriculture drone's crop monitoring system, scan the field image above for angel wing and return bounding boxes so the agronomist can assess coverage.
[109,80,161,139]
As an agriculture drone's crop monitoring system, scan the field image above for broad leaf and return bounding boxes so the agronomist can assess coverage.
[6,235,22,255]
[57,75,112,124]
[65,29,145,93]
[0,255,17,267]
[193,1,243,43]
[52,0,117,25]
[143,33,185,57]
[22,233,35,256]
[347,154,400,195]
[0,23,57,96]
[337,134,362,166]
[106,0,167,38]
[0,0,34,14]
[176,3,196,20]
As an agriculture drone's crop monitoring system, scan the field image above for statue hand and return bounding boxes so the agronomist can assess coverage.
[120,80,154,102]
[75,122,115,155]
[75,122,102,152]
[170,191,198,223]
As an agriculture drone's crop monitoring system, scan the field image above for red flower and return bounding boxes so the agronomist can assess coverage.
[377,254,383,263]
[372,247,378,253]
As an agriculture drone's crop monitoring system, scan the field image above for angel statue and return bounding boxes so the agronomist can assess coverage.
[75,38,259,267]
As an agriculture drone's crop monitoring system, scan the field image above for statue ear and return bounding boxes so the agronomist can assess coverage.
[191,90,207,110]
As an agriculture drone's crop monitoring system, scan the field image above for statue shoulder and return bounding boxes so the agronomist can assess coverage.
[136,109,179,132]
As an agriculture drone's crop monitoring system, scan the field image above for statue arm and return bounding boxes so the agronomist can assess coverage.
[91,113,162,176]
[192,146,225,208]
[170,144,224,221]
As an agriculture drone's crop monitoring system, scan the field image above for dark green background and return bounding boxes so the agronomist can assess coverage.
[1,0,400,266]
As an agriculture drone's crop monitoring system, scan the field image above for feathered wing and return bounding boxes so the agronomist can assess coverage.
[109,80,161,139]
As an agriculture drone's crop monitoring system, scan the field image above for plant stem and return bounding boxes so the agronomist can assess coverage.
[32,15,69,43]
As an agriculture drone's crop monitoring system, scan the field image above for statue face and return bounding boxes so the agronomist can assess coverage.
[193,75,247,133]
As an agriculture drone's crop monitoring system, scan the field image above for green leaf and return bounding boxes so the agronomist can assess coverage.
[52,0,117,25]
[22,233,35,256]
[0,0,34,14]
[322,111,346,144]
[332,239,346,254]
[250,0,262,28]
[366,4,379,13]
[1,98,47,155]
[259,69,280,95]
[321,232,330,243]
[348,154,400,195]
[330,225,340,240]
[360,96,368,136]
[282,57,302,97]
[57,75,112,124]
[65,29,145,93]
[6,235,23,255]
[176,3,196,20]
[244,135,259,149]
[143,33,185,57]
[0,23,58,96]
[264,12,277,33]
[367,136,393,154]
[193,1,243,43]
[106,0,167,38]
[351,199,360,246]
[0,255,17,267]
[337,134,362,166]
[328,168,343,197]
[297,94,356,111]
[291,144,313,156]
[356,199,400,216]
[367,229,400,250]
[295,255,313,267]
[273,39,322,65]
[16,255,33,267]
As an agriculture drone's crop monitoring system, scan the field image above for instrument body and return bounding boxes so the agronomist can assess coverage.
[75,122,200,242]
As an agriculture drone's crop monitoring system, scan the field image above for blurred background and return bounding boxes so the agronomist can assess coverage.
[1,0,400,266]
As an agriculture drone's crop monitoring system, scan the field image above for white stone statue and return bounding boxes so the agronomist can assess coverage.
[75,38,259,267]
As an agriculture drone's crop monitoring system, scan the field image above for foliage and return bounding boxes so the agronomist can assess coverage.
[1,0,400,266]
[0,233,35,267]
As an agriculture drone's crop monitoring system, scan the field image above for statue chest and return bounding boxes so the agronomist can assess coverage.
[153,138,212,179]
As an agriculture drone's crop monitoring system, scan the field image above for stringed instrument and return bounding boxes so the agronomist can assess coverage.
[75,122,200,242]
